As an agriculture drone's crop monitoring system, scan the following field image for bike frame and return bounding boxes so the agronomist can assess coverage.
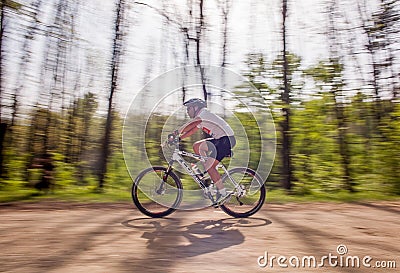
[164,144,245,197]
[132,135,266,218]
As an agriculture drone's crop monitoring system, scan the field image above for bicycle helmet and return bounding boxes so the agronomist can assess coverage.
[183,98,207,109]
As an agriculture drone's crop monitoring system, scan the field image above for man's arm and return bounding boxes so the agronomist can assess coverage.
[179,118,201,139]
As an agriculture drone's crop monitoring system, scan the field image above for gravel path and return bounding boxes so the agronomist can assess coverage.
[0,201,399,272]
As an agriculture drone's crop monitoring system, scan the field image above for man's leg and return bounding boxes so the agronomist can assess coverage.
[193,140,225,190]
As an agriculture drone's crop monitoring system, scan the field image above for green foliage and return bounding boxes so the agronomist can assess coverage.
[1,57,400,204]
[291,96,343,193]
[105,151,132,191]
[373,104,400,194]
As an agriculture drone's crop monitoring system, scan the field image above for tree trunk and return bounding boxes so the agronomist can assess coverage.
[281,0,292,190]
[0,0,6,177]
[328,1,354,192]
[334,93,355,192]
[0,123,5,178]
[0,0,4,122]
[98,0,125,188]
[196,0,207,101]
[12,0,43,128]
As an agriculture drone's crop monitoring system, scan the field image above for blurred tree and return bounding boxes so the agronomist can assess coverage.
[134,1,210,102]
[356,0,400,126]
[214,0,232,113]
[237,51,303,190]
[242,53,271,97]
[368,0,400,107]
[65,93,98,164]
[328,0,354,192]
[31,0,76,154]
[291,95,343,193]
[0,0,22,178]
[280,0,292,190]
[11,0,43,130]
[216,0,232,68]
[98,0,127,189]
[304,60,354,192]
[271,52,303,191]
[196,0,207,100]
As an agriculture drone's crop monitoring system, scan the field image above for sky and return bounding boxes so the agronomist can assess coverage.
[5,0,388,117]
[111,0,330,114]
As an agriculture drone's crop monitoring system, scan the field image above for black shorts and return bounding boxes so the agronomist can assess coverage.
[206,136,236,162]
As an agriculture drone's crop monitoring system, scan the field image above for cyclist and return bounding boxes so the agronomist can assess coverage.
[178,98,236,205]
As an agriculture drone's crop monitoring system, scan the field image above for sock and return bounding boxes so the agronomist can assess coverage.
[219,188,227,196]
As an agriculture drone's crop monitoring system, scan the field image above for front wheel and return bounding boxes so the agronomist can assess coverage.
[220,167,266,218]
[132,166,182,218]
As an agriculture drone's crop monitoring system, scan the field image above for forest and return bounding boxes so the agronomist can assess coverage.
[0,0,399,202]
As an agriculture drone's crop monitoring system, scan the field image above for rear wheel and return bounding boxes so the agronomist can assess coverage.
[132,166,182,218]
[220,167,266,218]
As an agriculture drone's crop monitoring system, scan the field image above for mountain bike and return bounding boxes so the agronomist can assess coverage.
[131,132,266,218]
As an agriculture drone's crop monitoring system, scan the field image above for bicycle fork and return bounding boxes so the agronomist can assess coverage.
[156,164,173,195]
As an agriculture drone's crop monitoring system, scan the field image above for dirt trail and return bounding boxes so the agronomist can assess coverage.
[0,201,399,272]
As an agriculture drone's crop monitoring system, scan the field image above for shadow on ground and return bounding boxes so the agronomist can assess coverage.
[122,216,272,258]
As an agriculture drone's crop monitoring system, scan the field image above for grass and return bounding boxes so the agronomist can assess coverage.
[0,182,131,204]
[1,181,399,204]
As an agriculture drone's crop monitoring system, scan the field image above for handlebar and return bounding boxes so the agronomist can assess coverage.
[165,130,180,147]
